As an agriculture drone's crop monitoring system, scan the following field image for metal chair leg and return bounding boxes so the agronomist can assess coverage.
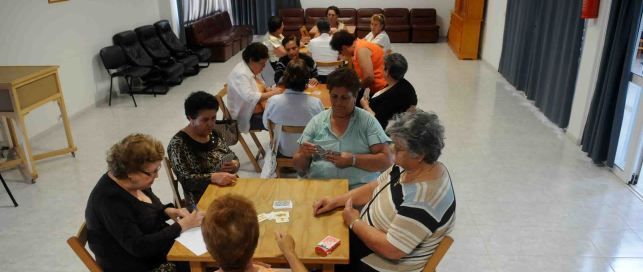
[0,173,18,207]
[126,77,138,107]
[108,76,113,106]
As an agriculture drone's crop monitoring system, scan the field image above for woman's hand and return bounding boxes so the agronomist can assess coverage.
[210,172,237,186]
[308,78,319,87]
[325,152,353,168]
[312,196,338,216]
[342,198,360,227]
[274,231,297,255]
[177,210,205,231]
[220,160,239,173]
[360,97,370,108]
[165,207,190,221]
[300,142,317,158]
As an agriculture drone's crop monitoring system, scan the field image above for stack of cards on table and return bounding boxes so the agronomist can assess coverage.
[258,211,290,223]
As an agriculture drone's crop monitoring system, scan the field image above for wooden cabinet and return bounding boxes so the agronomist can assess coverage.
[448,0,485,59]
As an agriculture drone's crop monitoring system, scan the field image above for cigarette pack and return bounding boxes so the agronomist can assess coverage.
[315,235,340,256]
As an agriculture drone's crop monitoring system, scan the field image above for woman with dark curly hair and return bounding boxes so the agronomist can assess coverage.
[85,134,204,272]
[313,111,455,271]
[168,91,239,204]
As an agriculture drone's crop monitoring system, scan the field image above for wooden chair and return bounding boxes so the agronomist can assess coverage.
[67,223,102,272]
[163,157,183,209]
[267,120,306,178]
[215,86,265,172]
[422,235,454,272]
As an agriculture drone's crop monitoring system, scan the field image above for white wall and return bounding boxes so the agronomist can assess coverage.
[0,0,164,138]
[566,0,613,143]
[480,0,507,70]
[300,0,453,37]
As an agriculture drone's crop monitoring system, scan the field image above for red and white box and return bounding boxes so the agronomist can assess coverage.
[315,235,340,256]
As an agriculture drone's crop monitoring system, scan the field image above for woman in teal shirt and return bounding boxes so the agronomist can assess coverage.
[293,68,393,189]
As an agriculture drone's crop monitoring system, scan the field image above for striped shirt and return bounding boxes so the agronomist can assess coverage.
[359,165,456,271]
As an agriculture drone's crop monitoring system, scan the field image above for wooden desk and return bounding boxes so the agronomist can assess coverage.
[0,66,77,182]
[167,178,349,272]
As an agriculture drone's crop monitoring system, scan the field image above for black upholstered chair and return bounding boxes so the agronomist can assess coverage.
[99,45,156,106]
[135,25,199,76]
[113,30,184,88]
[154,20,211,68]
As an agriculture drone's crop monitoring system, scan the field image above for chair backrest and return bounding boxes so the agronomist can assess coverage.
[305,8,327,30]
[215,86,232,120]
[280,8,305,29]
[67,223,102,272]
[384,8,410,26]
[422,235,453,272]
[135,25,172,60]
[410,8,437,25]
[154,20,188,53]
[267,120,306,153]
[357,8,383,27]
[99,45,128,71]
[338,8,357,25]
[163,157,182,209]
[113,30,155,67]
[315,60,344,68]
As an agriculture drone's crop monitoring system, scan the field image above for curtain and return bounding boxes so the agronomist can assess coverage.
[581,0,643,165]
[498,0,585,128]
[230,0,301,34]
[182,0,232,24]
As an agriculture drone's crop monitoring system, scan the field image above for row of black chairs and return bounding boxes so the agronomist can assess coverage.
[100,20,212,107]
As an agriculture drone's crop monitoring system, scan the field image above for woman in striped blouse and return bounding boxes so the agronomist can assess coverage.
[313,110,456,272]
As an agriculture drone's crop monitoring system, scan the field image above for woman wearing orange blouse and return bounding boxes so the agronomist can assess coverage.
[330,30,387,93]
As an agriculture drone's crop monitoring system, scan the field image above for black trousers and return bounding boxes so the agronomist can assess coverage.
[335,231,378,272]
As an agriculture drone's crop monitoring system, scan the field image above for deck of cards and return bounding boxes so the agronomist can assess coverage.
[273,200,293,209]
[258,211,290,223]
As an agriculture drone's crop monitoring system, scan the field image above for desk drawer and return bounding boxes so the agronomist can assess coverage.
[16,74,58,111]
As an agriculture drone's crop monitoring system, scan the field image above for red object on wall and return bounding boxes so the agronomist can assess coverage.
[581,0,600,19]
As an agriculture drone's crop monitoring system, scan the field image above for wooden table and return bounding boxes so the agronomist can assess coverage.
[167,178,349,272]
[0,66,77,182]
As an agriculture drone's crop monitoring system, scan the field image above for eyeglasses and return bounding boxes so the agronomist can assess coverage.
[140,166,161,177]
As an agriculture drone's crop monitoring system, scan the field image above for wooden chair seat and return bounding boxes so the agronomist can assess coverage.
[267,120,305,177]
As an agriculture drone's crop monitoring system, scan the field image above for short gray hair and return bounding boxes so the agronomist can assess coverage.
[386,110,444,163]
[384,53,408,81]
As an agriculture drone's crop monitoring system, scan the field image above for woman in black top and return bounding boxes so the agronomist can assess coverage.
[167,91,239,203]
[273,35,319,85]
[85,134,204,272]
[360,53,417,129]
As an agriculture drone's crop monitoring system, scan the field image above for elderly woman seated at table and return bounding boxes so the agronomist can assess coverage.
[360,53,417,129]
[202,194,307,272]
[227,42,282,132]
[293,67,393,189]
[263,59,324,157]
[313,111,456,271]
[86,134,204,272]
[168,91,239,204]
[364,14,391,54]
[273,35,319,85]
[263,15,287,66]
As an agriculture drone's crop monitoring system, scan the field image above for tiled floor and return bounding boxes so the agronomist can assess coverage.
[1,42,642,272]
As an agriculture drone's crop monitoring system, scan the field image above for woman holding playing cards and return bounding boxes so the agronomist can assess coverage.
[312,110,456,272]
[168,91,240,203]
[293,68,393,189]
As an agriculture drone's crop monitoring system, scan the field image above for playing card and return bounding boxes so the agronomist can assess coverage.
[273,211,289,218]
[273,200,293,209]
[275,217,290,223]
[257,213,267,222]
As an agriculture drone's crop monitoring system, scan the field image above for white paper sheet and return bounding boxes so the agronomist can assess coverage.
[175,227,208,256]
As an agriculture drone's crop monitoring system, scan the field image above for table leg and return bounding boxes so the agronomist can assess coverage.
[16,117,37,183]
[56,97,77,154]
[189,262,205,272]
[322,264,335,272]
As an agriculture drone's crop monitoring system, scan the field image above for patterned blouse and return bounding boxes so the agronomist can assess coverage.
[167,130,238,202]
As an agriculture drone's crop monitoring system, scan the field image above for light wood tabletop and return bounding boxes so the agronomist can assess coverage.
[167,178,349,272]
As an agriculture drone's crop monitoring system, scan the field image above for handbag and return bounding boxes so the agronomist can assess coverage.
[214,119,239,146]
